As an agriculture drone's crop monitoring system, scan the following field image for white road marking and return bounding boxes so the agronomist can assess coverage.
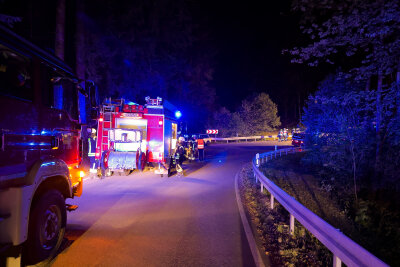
[235,171,266,267]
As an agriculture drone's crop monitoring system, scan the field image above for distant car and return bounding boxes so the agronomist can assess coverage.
[292,132,305,147]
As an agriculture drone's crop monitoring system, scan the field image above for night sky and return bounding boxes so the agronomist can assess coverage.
[195,0,330,123]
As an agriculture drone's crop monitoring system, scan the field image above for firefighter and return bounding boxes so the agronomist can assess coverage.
[283,128,288,141]
[278,129,283,142]
[88,129,97,172]
[175,137,185,176]
[197,137,205,161]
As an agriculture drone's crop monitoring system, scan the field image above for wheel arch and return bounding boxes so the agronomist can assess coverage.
[32,175,72,204]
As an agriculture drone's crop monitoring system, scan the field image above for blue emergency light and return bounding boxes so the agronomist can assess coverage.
[175,110,182,119]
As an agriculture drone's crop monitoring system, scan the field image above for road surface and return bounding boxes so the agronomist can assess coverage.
[50,141,290,267]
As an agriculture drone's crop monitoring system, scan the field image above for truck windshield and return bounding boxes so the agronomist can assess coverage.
[0,44,33,101]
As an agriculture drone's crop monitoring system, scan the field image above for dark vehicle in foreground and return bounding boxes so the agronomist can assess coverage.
[292,132,305,147]
[0,25,90,265]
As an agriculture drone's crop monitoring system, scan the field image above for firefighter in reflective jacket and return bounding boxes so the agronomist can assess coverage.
[197,138,205,161]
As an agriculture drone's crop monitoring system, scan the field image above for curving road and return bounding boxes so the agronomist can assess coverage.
[50,141,290,267]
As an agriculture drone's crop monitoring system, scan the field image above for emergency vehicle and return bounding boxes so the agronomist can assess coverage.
[0,25,94,265]
[95,97,180,177]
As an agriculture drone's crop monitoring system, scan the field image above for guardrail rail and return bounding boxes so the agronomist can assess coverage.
[209,134,292,143]
[252,147,389,267]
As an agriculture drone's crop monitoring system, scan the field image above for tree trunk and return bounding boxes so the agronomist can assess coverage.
[76,0,86,122]
[54,0,66,110]
[297,93,301,123]
[374,74,383,181]
[350,140,358,204]
[397,63,400,118]
[55,0,65,60]
[365,76,371,91]
[76,0,90,172]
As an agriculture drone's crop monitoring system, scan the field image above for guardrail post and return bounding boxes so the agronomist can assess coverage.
[290,214,295,235]
[333,255,342,267]
[260,183,264,193]
[270,194,274,209]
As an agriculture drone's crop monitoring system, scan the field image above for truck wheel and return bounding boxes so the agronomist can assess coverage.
[136,149,146,172]
[24,190,66,265]
[139,152,146,171]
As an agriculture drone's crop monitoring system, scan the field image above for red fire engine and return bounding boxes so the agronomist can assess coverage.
[95,97,180,177]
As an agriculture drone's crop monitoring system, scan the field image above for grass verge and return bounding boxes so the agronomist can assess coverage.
[238,165,331,266]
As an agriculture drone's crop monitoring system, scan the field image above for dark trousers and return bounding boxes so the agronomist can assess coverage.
[199,149,204,161]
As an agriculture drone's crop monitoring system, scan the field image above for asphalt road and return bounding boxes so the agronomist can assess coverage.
[50,141,290,267]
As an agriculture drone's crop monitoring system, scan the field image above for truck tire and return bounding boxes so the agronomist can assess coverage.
[139,152,146,171]
[100,151,113,178]
[24,190,66,265]
[136,149,146,172]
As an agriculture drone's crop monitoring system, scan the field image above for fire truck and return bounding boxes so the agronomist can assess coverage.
[0,25,95,265]
[95,97,181,177]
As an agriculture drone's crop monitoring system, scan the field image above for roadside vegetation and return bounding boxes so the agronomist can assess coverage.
[273,1,400,265]
[209,92,281,137]
[244,152,399,266]
[239,165,331,266]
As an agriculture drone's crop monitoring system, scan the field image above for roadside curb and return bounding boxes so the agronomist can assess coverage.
[235,170,266,267]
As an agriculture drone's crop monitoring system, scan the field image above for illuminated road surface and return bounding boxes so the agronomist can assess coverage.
[51,142,290,267]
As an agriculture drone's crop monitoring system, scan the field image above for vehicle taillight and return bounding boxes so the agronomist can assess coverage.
[152,152,163,161]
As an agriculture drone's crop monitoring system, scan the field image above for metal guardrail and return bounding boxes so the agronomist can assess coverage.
[208,134,292,143]
[252,147,389,267]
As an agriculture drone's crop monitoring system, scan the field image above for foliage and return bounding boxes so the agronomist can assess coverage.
[0,14,21,28]
[259,152,400,266]
[302,75,400,191]
[209,93,281,137]
[83,0,216,132]
[210,107,244,137]
[287,0,400,78]
[286,0,400,189]
[240,165,331,266]
[239,93,281,135]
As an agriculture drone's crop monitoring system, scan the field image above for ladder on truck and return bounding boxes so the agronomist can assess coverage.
[100,102,115,154]
[99,99,125,155]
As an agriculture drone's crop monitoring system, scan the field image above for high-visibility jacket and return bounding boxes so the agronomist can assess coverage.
[197,139,204,149]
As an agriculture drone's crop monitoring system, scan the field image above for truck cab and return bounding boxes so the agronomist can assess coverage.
[0,25,86,265]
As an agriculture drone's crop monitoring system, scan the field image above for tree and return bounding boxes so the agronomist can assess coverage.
[239,93,281,135]
[82,0,216,132]
[302,75,377,200]
[287,0,400,179]
[210,107,246,137]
